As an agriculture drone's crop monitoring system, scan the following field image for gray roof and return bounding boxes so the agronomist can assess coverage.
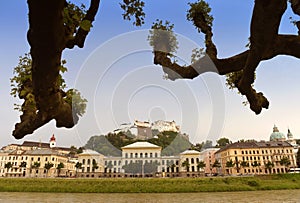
[216,141,293,154]
[23,149,64,156]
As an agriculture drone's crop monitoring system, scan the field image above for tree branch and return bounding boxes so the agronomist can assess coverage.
[66,0,100,48]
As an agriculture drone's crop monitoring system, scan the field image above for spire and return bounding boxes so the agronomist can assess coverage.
[287,128,293,139]
[50,134,56,148]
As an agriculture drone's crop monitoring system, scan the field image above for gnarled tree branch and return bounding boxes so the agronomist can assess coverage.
[66,0,100,48]
[154,0,300,115]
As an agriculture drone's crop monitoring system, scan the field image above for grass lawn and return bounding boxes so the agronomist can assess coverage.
[0,174,300,193]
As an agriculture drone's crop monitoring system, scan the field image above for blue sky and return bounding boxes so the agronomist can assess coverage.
[1,1,300,148]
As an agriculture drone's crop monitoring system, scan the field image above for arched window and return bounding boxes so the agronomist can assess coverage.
[87,159,90,165]
[82,159,85,164]
[145,153,148,158]
[191,158,194,164]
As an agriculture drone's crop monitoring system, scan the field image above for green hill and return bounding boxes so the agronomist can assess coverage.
[84,130,192,156]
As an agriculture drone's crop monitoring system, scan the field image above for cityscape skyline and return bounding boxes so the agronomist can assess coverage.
[1,1,300,148]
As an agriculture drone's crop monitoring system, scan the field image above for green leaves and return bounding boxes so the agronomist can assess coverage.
[11,54,87,118]
[63,2,88,36]
[64,89,87,117]
[187,0,214,31]
[80,20,92,32]
[148,19,178,56]
[120,0,145,26]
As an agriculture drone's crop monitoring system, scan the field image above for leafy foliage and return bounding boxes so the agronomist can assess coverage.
[92,159,99,171]
[63,2,89,37]
[148,19,178,56]
[19,161,27,168]
[10,54,87,118]
[4,162,13,171]
[265,161,274,171]
[120,0,145,26]
[181,160,190,171]
[75,162,82,170]
[216,137,231,147]
[31,162,40,169]
[197,161,206,171]
[240,160,249,168]
[212,160,221,169]
[44,162,54,170]
[226,159,235,168]
[84,131,191,157]
[191,47,205,64]
[187,0,214,32]
[280,156,291,168]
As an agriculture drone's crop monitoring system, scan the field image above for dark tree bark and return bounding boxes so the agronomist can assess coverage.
[13,0,100,139]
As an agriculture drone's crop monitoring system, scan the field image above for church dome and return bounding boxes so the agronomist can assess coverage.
[270,125,286,141]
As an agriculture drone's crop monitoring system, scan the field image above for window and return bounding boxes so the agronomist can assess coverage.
[125,153,128,158]
[145,153,148,158]
[242,151,244,155]
[87,159,90,165]
[191,158,194,164]
[38,157,40,161]
[45,157,48,162]
[82,159,85,164]
[155,153,158,158]
[150,153,152,158]
[234,151,237,155]
[140,153,143,158]
[135,153,138,158]
[130,153,133,158]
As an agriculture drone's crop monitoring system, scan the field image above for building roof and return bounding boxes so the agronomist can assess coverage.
[20,141,71,152]
[216,141,293,154]
[79,149,101,156]
[23,149,63,156]
[22,141,50,148]
[180,150,201,155]
[122,142,161,149]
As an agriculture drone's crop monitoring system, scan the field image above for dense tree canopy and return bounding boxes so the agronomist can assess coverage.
[12,0,300,139]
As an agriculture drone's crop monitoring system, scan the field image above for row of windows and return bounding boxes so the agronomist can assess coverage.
[238,149,293,155]
[1,156,58,162]
[241,155,293,161]
[104,160,121,166]
[124,152,159,158]
[82,158,99,165]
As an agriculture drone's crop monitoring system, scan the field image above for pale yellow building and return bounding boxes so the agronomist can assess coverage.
[77,149,105,178]
[0,135,76,178]
[215,141,297,175]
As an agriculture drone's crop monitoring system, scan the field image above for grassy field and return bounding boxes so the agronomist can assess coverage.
[0,174,300,193]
